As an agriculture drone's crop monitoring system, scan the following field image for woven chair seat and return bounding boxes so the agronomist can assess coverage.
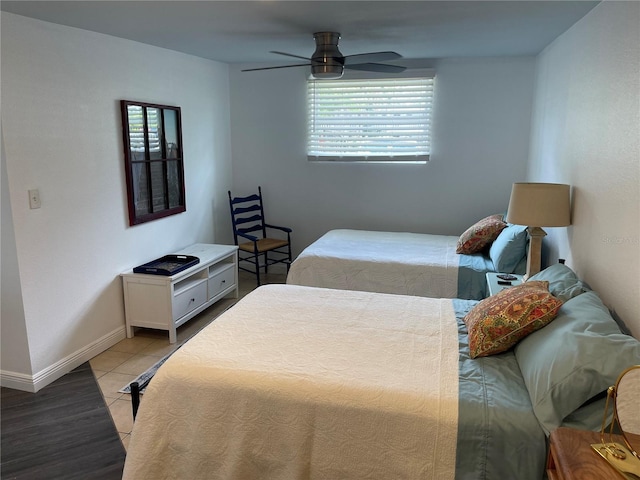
[239,238,289,253]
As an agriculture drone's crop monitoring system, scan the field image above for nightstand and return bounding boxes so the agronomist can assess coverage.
[547,427,627,479]
[485,272,524,296]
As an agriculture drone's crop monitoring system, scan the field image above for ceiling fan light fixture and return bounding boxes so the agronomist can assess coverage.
[311,64,344,79]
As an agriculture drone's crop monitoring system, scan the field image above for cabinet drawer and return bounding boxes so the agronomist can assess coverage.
[208,264,235,299]
[172,281,207,321]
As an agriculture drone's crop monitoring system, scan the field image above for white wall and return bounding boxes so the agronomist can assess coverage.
[1,13,232,390]
[528,1,640,337]
[1,132,32,376]
[229,57,536,256]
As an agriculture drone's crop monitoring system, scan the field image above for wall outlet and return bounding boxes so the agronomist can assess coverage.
[28,189,41,209]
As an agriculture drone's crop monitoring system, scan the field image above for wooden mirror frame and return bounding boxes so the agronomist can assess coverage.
[120,100,186,226]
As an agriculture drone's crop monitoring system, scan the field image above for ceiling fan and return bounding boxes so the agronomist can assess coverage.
[242,32,407,79]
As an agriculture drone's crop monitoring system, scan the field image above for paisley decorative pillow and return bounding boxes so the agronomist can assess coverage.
[463,281,563,358]
[456,214,507,254]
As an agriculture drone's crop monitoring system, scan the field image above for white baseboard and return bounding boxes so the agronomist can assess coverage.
[0,326,127,393]
[0,370,36,392]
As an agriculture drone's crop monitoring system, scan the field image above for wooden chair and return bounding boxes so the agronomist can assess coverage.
[228,186,292,286]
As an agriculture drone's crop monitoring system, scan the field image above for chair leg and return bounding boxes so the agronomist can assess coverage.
[264,251,269,274]
[253,249,261,287]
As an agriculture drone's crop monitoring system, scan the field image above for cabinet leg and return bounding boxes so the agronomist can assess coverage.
[169,329,177,344]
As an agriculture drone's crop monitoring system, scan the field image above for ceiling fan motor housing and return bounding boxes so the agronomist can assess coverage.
[311,32,344,79]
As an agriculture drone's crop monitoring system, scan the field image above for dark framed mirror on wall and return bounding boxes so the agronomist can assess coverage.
[120,100,186,226]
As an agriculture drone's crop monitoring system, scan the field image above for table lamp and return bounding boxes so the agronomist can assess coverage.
[505,183,571,279]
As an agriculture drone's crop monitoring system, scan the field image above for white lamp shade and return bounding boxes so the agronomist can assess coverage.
[506,183,571,227]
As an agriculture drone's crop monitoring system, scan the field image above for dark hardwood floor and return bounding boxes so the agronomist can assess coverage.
[1,362,125,480]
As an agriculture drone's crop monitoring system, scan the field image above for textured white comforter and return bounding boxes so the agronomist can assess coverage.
[286,229,460,298]
[122,284,460,480]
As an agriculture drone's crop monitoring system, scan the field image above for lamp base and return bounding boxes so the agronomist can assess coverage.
[524,226,547,280]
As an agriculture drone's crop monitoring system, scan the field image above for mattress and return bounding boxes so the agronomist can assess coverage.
[286,229,496,299]
[122,284,545,480]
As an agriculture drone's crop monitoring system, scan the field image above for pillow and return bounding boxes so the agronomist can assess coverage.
[456,214,506,254]
[463,281,563,359]
[512,254,527,276]
[561,396,609,432]
[526,262,590,302]
[514,291,640,435]
[489,224,528,272]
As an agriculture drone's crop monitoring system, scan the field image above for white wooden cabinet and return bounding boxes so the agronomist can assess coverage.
[121,244,238,343]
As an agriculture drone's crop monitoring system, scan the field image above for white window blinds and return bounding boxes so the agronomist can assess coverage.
[307,76,434,163]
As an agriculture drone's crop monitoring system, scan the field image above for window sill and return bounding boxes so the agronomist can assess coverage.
[307,156,429,165]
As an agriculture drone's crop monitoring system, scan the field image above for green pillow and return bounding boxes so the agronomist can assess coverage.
[489,225,528,273]
[514,291,640,435]
[526,263,590,302]
[561,396,610,432]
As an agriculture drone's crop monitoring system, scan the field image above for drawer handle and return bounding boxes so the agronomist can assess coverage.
[221,280,226,284]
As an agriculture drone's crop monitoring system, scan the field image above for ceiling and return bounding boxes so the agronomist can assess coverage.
[1,1,600,65]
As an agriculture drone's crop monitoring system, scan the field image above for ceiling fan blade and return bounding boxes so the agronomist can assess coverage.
[344,51,402,65]
[345,63,407,73]
[242,63,311,72]
[270,51,311,61]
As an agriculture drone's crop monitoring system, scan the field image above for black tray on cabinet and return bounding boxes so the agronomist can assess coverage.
[133,255,200,276]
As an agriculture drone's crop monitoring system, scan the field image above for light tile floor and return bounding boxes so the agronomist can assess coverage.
[89,270,285,450]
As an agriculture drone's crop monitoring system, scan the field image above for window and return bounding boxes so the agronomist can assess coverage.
[120,100,185,226]
[307,76,434,163]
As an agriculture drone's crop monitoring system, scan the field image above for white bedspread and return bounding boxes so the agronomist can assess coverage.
[123,284,460,480]
[287,229,460,298]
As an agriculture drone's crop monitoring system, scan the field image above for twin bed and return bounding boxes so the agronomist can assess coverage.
[123,226,640,479]
[286,227,526,300]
